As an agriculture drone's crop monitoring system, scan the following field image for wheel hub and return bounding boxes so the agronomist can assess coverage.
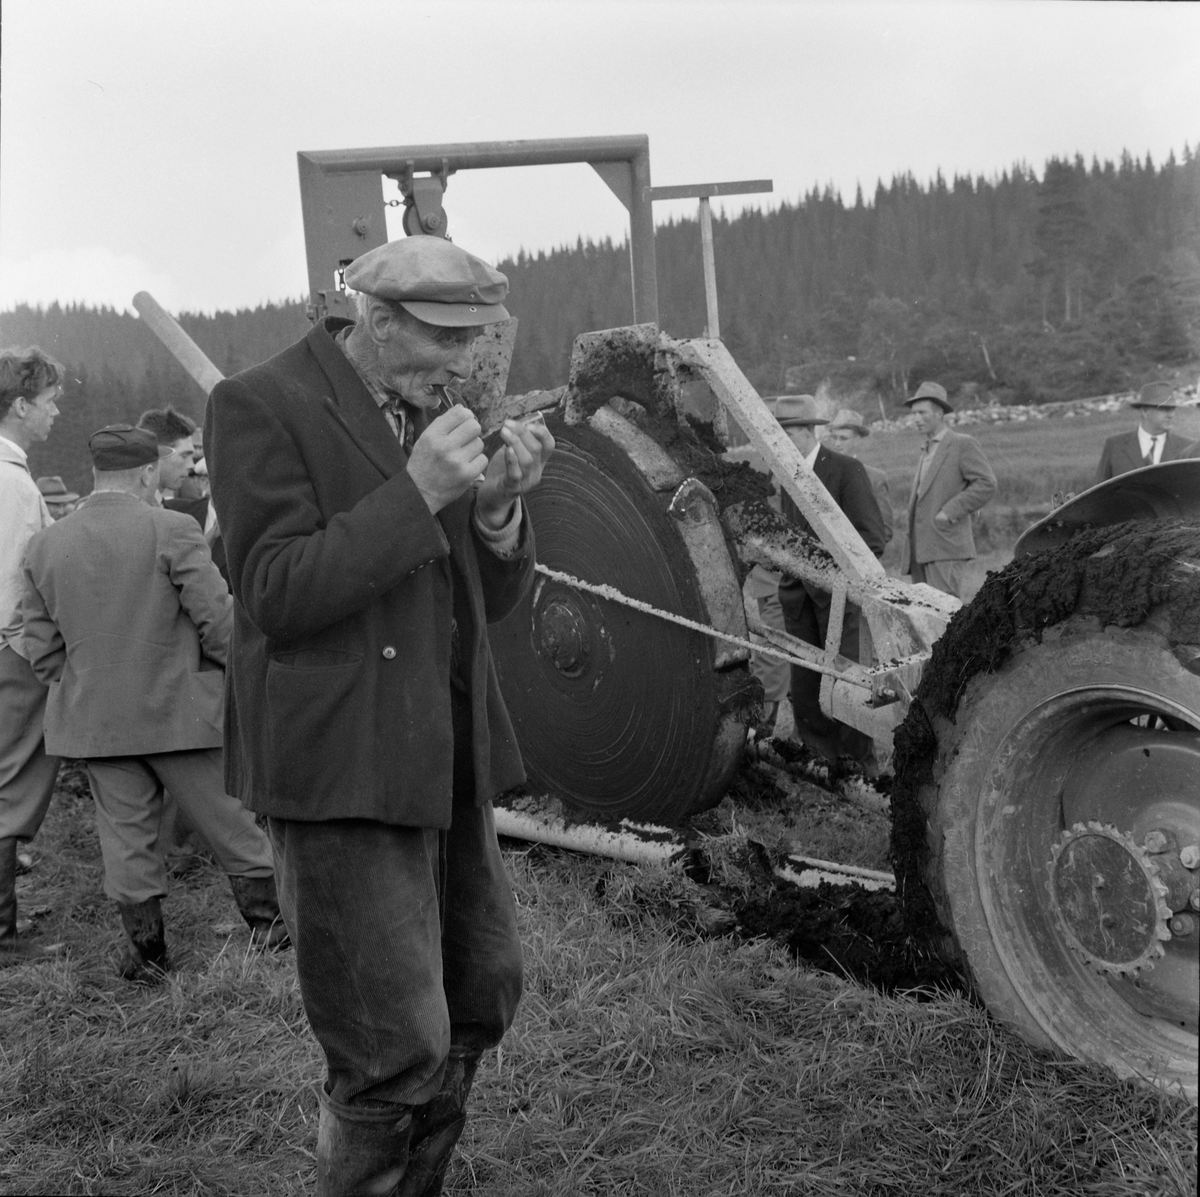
[1049,822,1172,976]
[536,595,593,678]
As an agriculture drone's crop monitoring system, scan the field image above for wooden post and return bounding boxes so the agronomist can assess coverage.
[649,178,771,342]
[698,196,719,339]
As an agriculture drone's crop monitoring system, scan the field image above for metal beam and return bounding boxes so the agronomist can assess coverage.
[298,135,659,325]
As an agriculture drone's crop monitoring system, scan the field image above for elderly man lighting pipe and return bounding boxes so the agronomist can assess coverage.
[205,235,553,1197]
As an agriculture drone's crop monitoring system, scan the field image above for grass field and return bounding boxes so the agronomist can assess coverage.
[2,770,1196,1196]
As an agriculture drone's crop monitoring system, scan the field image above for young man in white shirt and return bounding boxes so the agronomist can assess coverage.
[0,346,65,965]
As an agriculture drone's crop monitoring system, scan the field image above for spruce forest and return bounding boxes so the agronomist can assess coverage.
[3,146,1197,495]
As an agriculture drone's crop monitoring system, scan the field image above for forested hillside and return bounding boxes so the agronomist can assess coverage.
[3,146,1197,495]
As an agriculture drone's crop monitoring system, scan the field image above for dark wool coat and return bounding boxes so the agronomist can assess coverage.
[205,318,534,827]
[779,444,888,561]
[1094,429,1192,484]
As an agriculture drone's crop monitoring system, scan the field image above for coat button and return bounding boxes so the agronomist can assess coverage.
[382,646,397,660]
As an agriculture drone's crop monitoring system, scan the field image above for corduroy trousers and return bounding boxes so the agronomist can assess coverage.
[267,689,524,1117]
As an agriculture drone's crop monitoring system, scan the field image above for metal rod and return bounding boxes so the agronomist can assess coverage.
[301,135,653,174]
[699,197,720,339]
[649,179,773,201]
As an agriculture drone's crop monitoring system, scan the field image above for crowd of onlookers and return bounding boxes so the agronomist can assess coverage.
[1,344,283,982]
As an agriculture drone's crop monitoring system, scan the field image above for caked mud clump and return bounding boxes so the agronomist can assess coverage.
[679,841,961,993]
[626,402,774,513]
[733,882,961,992]
[890,518,1200,940]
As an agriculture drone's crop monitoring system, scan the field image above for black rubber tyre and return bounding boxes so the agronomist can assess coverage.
[896,528,1200,1098]
[490,418,751,825]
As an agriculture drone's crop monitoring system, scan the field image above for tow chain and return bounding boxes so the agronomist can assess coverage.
[533,562,847,678]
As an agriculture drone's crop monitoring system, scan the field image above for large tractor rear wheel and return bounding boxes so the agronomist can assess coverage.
[490,413,756,825]
[893,521,1200,1098]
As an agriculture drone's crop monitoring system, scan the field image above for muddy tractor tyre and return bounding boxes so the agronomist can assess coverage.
[895,522,1200,1098]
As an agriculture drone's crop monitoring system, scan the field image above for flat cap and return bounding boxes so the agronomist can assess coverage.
[36,475,81,502]
[904,381,953,413]
[775,394,828,427]
[830,408,869,436]
[344,237,510,327]
[1130,381,1178,410]
[89,424,172,471]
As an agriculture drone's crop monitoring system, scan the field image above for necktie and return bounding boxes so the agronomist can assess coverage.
[1145,436,1162,465]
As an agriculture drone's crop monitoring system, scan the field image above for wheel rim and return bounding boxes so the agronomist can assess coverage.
[974,683,1200,1085]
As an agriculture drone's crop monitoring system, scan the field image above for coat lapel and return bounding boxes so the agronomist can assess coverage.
[917,433,951,499]
[307,319,408,481]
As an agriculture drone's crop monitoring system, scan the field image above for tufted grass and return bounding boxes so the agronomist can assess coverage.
[1,772,1195,1195]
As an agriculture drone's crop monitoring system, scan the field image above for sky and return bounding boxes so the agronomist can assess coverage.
[1,0,1197,315]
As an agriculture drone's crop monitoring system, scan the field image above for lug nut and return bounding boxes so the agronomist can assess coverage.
[1168,914,1196,937]
[1191,890,1200,912]
[1143,830,1169,854]
[1180,844,1200,869]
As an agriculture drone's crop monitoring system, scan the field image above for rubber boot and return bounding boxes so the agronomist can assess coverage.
[1,836,51,966]
[117,897,169,983]
[316,1089,412,1197]
[228,874,291,950]
[396,1048,482,1197]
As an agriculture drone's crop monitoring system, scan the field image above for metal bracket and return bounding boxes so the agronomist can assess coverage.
[390,158,453,238]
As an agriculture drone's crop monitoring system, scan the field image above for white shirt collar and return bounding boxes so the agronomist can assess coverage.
[0,433,28,461]
[804,441,821,469]
[1137,425,1164,460]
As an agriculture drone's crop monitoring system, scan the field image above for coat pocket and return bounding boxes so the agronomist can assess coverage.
[264,652,364,788]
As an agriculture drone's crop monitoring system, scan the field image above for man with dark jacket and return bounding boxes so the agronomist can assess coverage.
[1094,382,1190,482]
[774,395,886,766]
[22,425,283,980]
[206,236,553,1196]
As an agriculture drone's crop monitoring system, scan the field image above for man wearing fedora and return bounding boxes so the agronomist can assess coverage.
[1094,382,1190,482]
[21,425,284,981]
[774,395,886,766]
[904,381,996,601]
[206,235,554,1195]
[0,346,66,966]
[825,408,894,546]
[35,476,81,519]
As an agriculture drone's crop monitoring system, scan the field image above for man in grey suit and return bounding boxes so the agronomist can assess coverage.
[1094,382,1190,483]
[22,425,284,981]
[905,381,997,601]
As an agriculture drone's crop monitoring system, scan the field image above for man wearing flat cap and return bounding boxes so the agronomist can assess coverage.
[904,381,996,601]
[774,395,886,766]
[1094,382,1190,483]
[206,235,554,1195]
[21,425,285,981]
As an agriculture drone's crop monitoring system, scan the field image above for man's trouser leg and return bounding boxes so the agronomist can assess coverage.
[1,646,61,961]
[743,569,789,735]
[143,749,283,945]
[912,558,972,601]
[0,647,60,843]
[778,582,872,765]
[270,690,523,1197]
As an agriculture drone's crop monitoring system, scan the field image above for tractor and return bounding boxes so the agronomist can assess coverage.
[135,135,1200,1099]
